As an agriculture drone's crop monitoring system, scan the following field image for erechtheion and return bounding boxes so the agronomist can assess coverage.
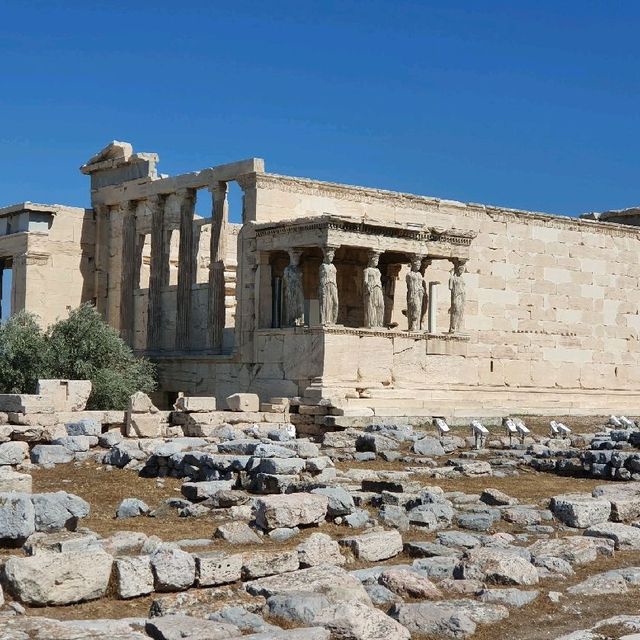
[2,140,640,419]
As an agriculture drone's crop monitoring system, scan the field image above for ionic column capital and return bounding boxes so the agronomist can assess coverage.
[208,181,228,197]
[235,174,256,192]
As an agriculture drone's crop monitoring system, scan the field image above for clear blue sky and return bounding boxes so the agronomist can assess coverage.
[1,0,639,220]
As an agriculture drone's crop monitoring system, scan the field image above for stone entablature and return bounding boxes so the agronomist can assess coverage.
[254,215,476,255]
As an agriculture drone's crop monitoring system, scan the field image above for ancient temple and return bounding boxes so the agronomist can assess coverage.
[2,140,640,419]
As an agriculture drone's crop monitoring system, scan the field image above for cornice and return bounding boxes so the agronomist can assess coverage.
[255,173,640,240]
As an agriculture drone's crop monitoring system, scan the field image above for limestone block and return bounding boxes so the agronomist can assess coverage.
[550,493,612,528]
[32,491,90,532]
[30,444,74,465]
[457,548,538,586]
[242,549,299,579]
[173,396,217,412]
[245,564,372,606]
[127,413,163,438]
[254,494,329,530]
[0,394,54,414]
[0,467,32,493]
[194,551,243,586]
[36,379,92,412]
[391,601,476,638]
[2,548,113,605]
[151,545,196,591]
[144,616,241,640]
[65,418,101,437]
[339,530,403,562]
[584,523,640,550]
[115,555,155,598]
[592,484,640,522]
[226,393,260,412]
[313,602,411,640]
[24,530,98,555]
[0,441,29,465]
[129,391,158,414]
[0,492,35,540]
[297,532,346,567]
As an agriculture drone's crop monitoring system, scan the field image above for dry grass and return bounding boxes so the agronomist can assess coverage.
[467,550,640,640]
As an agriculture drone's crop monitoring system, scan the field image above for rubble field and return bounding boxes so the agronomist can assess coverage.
[2,404,640,640]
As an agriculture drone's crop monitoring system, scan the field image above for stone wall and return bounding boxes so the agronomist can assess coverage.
[237,173,640,415]
[0,204,94,326]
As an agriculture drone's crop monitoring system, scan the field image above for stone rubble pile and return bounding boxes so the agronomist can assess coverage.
[529,420,640,480]
[1,401,640,638]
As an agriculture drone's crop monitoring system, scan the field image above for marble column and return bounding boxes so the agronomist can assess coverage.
[283,249,305,327]
[93,204,110,317]
[175,188,197,351]
[319,245,339,325]
[428,281,439,334]
[208,181,228,352]
[146,194,166,351]
[119,200,138,346]
[382,263,401,327]
[363,250,384,328]
[11,253,26,316]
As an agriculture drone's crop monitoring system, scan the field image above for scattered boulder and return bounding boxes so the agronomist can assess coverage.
[116,498,151,519]
[413,437,446,457]
[32,491,90,532]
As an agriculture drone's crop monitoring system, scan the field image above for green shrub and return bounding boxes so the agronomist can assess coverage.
[0,303,156,409]
[0,311,50,394]
[46,303,156,409]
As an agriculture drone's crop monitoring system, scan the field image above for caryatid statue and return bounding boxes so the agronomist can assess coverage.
[283,249,305,327]
[363,251,385,328]
[448,260,467,333]
[319,246,339,325]
[406,255,425,331]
